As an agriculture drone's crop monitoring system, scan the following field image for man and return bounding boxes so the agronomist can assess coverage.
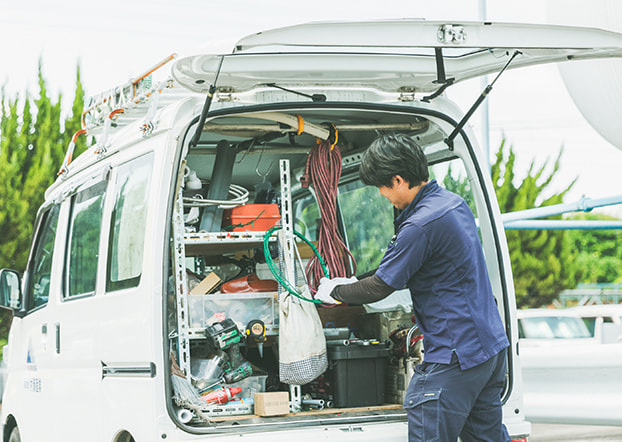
[315,133,511,442]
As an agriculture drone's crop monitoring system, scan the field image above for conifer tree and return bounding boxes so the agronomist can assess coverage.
[0,63,84,271]
[0,94,30,269]
[492,140,579,308]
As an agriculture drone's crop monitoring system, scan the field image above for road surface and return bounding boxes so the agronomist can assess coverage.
[530,424,622,441]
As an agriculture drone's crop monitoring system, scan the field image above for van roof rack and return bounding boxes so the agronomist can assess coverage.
[58,54,179,176]
[81,53,178,132]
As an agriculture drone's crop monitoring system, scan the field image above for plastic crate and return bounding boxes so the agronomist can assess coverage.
[327,343,391,408]
[188,292,278,332]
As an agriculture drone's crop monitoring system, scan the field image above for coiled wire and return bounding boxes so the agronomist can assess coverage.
[305,140,356,291]
[183,183,249,209]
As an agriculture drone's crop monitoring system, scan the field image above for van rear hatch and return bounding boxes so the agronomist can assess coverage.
[172,20,622,96]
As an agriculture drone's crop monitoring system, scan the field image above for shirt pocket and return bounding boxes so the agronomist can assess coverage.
[403,389,442,441]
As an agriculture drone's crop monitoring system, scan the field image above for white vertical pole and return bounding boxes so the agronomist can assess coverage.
[479,0,491,170]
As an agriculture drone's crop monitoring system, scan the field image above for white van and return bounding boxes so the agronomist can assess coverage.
[1,19,621,442]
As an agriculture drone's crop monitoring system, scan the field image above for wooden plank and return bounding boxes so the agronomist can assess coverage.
[209,403,403,422]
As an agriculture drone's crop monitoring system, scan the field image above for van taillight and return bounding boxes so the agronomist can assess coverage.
[512,438,528,442]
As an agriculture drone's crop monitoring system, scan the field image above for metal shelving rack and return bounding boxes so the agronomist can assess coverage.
[172,187,192,376]
[171,166,290,376]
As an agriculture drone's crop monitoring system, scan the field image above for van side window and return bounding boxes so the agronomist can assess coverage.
[65,181,107,299]
[25,204,61,311]
[107,153,154,291]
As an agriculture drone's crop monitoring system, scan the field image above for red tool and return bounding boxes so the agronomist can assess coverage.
[201,386,242,405]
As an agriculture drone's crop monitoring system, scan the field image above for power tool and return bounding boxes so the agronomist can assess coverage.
[205,319,252,383]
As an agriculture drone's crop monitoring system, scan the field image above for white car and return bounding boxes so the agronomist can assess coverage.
[517,308,597,347]
[518,308,622,425]
[567,304,622,343]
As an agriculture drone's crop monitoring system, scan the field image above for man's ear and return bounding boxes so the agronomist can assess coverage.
[393,175,406,188]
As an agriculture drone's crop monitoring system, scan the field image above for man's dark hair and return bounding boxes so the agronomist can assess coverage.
[359,133,429,188]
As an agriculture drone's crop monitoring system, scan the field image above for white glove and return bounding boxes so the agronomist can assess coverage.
[314,276,358,304]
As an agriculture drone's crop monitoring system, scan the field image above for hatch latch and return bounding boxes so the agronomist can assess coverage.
[437,24,467,44]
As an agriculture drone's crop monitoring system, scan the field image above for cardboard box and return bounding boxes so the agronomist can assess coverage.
[190,272,221,295]
[254,392,290,416]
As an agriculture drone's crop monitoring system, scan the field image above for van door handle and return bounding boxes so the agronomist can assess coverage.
[55,323,60,354]
[41,323,49,352]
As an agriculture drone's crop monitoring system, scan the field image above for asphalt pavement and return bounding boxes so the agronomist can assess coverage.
[530,424,622,441]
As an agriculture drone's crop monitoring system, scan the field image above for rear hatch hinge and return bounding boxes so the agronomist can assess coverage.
[398,87,416,102]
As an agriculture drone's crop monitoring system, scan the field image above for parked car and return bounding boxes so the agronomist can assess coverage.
[518,308,622,425]
[517,308,597,347]
[567,304,622,343]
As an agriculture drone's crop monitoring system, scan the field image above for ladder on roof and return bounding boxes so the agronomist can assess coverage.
[82,53,177,131]
[58,54,178,176]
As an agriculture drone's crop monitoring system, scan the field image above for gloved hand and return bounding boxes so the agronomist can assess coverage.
[314,276,358,304]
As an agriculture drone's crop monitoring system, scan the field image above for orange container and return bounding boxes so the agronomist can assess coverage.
[223,204,280,232]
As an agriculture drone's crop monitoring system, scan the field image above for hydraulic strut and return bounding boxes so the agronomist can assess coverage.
[444,50,522,150]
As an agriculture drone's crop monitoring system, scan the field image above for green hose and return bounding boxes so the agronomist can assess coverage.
[263,225,329,303]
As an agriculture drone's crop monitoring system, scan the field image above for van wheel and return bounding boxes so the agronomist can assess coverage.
[8,426,21,442]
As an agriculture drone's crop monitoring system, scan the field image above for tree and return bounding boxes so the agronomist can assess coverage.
[0,63,84,343]
[567,213,622,283]
[491,140,579,308]
[0,63,84,271]
[0,93,32,270]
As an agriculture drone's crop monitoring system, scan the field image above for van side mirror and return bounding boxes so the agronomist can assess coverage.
[0,269,22,312]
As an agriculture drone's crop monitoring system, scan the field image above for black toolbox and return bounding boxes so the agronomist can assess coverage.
[327,343,391,408]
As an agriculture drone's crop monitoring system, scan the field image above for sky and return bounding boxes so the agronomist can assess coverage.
[1,0,621,217]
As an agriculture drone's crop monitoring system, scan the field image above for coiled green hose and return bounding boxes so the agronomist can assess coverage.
[263,225,329,303]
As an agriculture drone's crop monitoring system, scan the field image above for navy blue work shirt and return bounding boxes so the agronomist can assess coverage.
[376,180,509,370]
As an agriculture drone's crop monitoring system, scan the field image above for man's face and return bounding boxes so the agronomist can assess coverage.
[377,175,414,210]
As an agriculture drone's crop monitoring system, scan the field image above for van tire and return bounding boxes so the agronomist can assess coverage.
[8,426,21,442]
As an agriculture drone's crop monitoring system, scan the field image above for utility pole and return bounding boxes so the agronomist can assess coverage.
[479,0,491,171]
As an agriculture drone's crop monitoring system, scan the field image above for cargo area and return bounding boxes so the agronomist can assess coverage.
[166,106,462,429]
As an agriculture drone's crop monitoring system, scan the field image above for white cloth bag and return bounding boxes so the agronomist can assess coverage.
[278,285,328,385]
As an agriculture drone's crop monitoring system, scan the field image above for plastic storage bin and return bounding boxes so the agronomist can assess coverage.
[327,343,391,408]
[188,292,278,332]
[222,204,280,232]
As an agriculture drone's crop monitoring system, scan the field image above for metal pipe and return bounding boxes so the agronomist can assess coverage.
[203,121,428,134]
[504,220,622,230]
[501,195,622,223]
[323,328,350,340]
[302,398,325,410]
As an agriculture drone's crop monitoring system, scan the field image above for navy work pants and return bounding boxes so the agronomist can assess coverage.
[403,349,511,442]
